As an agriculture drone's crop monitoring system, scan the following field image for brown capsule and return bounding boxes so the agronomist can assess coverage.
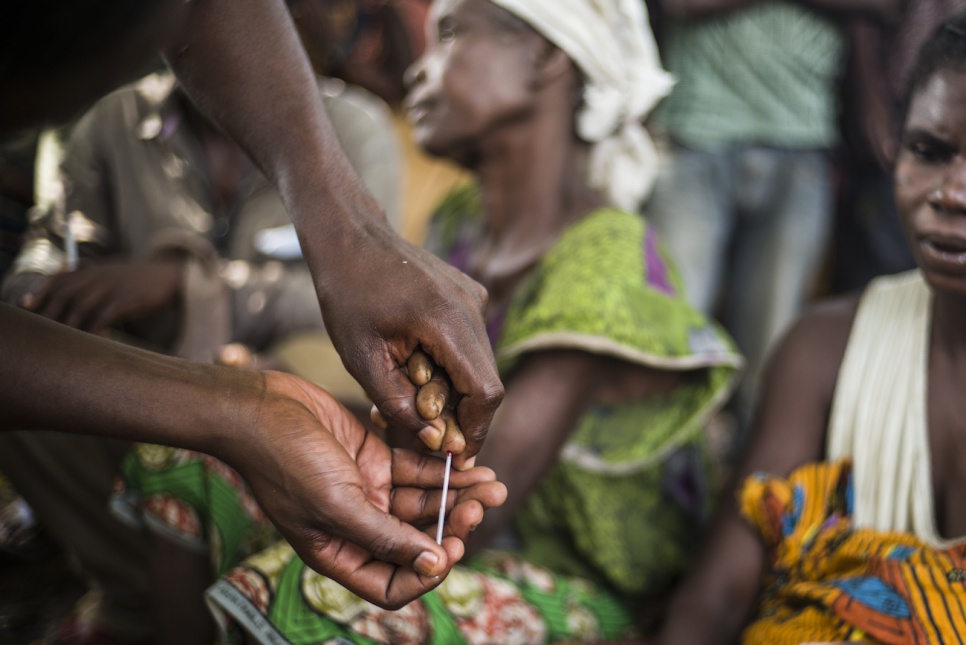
[416,370,450,421]
[440,408,466,455]
[407,349,434,387]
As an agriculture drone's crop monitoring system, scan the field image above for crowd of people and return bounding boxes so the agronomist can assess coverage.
[1,0,964,643]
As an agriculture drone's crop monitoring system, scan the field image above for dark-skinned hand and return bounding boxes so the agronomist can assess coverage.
[223,369,507,609]
[21,257,183,334]
[314,226,504,471]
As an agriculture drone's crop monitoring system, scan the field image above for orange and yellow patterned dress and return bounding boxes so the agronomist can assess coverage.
[740,459,966,644]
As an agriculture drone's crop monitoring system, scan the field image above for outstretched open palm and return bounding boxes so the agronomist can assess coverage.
[224,370,506,609]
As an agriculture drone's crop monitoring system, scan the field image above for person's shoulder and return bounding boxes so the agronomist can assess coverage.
[550,207,673,296]
[768,290,861,394]
[787,292,861,351]
[499,206,742,368]
[552,207,644,260]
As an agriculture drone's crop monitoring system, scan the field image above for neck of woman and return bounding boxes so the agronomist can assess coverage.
[933,291,966,357]
[468,114,605,300]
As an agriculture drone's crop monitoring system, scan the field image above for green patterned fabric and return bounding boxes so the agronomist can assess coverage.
[208,547,638,644]
[112,445,279,576]
[114,187,741,643]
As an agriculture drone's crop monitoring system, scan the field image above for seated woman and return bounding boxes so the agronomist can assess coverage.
[655,12,966,644]
[123,0,741,642]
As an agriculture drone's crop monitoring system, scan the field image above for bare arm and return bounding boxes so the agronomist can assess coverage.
[466,350,626,553]
[166,0,503,462]
[0,302,507,607]
[655,297,857,643]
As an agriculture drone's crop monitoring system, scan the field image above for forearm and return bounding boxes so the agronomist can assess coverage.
[166,0,391,287]
[656,509,765,643]
[466,351,602,553]
[1,302,260,458]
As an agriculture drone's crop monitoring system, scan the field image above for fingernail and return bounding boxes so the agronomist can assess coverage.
[415,551,439,577]
[457,456,477,471]
[418,426,443,451]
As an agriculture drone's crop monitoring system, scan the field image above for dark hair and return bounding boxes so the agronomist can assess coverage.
[0,0,165,84]
[901,10,966,127]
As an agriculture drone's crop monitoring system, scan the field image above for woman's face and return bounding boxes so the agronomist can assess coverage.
[403,0,542,161]
[895,67,966,298]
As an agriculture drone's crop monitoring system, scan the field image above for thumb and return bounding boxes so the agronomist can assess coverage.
[369,358,441,439]
[336,493,451,577]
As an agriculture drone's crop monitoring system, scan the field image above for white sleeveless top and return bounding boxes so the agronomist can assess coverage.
[826,270,960,548]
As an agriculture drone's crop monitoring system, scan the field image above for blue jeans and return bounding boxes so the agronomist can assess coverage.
[645,144,833,439]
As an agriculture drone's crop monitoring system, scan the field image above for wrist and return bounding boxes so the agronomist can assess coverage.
[293,189,398,297]
[275,147,393,274]
[172,363,267,461]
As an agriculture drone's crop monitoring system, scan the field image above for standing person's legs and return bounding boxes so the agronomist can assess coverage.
[644,143,734,314]
[725,147,834,444]
[0,431,153,641]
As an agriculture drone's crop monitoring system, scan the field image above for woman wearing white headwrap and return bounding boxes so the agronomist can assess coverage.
[173,1,741,643]
[487,0,675,211]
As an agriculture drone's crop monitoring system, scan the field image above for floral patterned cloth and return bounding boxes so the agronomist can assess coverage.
[207,547,637,644]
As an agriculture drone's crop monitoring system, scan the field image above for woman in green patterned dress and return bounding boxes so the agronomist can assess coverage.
[118,0,743,642]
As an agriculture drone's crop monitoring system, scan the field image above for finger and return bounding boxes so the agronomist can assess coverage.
[370,354,432,436]
[415,370,449,421]
[444,499,485,541]
[327,489,452,577]
[303,534,462,610]
[406,348,434,386]
[439,408,466,455]
[72,285,114,332]
[389,481,506,527]
[390,448,497,488]
[371,405,443,451]
[89,299,122,335]
[422,333,503,467]
[77,285,123,334]
[416,416,445,452]
[384,534,466,607]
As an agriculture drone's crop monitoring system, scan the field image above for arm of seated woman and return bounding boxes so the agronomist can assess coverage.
[655,295,858,643]
[466,349,680,555]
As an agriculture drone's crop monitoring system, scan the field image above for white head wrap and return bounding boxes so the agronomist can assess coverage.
[488,0,674,210]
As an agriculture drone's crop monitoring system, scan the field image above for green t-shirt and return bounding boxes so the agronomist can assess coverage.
[654,0,844,149]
